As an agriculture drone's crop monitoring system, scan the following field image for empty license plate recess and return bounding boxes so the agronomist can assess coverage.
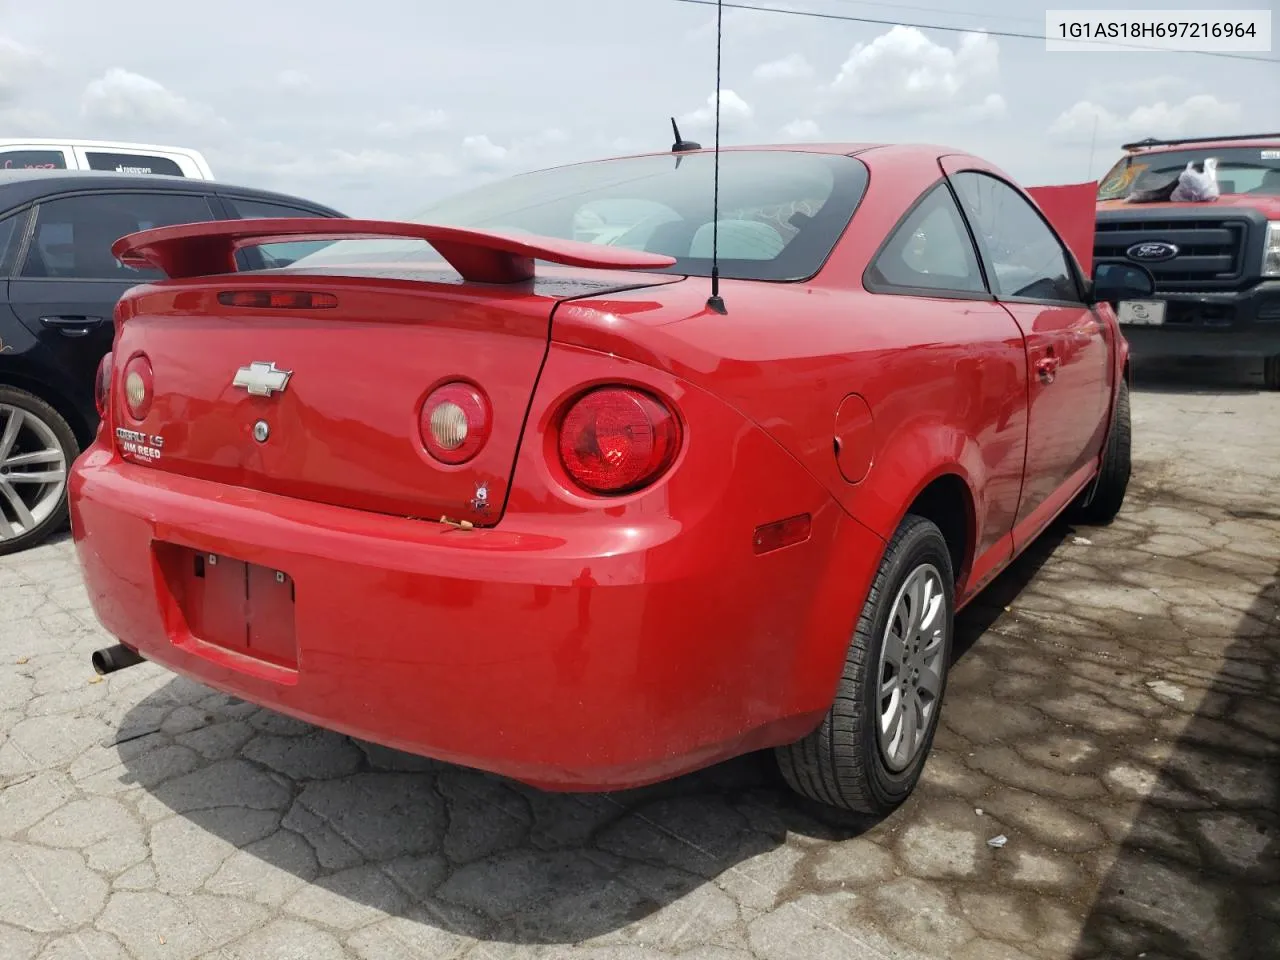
[156,543,298,670]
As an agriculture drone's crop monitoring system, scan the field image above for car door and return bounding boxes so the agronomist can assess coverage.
[945,165,1114,549]
[5,190,219,417]
[0,207,35,354]
[863,179,1029,591]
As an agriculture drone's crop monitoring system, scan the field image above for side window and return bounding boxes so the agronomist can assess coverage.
[84,152,184,177]
[21,192,215,281]
[0,211,28,275]
[226,197,333,269]
[0,150,67,171]
[865,182,986,295]
[951,172,1081,303]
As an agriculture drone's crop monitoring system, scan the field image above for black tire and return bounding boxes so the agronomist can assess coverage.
[1069,379,1131,525]
[0,386,79,556]
[775,514,955,816]
[1265,355,1280,391]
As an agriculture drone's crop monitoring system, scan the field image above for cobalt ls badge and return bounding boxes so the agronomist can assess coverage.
[115,428,164,462]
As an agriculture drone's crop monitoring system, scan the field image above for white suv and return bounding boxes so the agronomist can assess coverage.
[0,139,213,179]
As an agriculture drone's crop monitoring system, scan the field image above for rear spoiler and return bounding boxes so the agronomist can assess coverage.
[1025,182,1097,270]
[111,218,678,284]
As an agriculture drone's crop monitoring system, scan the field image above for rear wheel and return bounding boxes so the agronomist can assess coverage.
[1069,379,1131,525]
[776,514,954,816]
[1265,355,1280,391]
[0,387,77,556]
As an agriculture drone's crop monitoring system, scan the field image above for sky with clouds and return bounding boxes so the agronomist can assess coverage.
[0,0,1276,216]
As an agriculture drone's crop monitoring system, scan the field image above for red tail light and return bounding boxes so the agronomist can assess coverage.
[420,382,491,464]
[557,386,681,494]
[95,353,113,417]
[217,291,339,309]
[122,354,154,421]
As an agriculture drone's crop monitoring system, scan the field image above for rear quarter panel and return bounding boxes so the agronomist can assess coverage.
[500,340,883,726]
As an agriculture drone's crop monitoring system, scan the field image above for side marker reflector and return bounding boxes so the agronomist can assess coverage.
[753,514,812,555]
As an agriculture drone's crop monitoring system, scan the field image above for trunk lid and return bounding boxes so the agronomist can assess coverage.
[112,266,682,526]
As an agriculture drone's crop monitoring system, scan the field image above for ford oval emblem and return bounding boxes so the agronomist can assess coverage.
[1126,241,1179,262]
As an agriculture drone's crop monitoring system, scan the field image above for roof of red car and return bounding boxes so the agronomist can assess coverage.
[515,142,961,177]
[603,142,942,158]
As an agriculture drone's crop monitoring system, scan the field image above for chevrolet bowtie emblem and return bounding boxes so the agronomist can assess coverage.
[232,361,292,397]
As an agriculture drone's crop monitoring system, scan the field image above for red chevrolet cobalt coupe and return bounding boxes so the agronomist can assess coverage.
[71,144,1153,815]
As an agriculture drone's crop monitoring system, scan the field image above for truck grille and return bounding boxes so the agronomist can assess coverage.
[1093,217,1250,292]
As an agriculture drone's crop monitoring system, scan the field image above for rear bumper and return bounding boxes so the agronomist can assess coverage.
[1121,280,1280,358]
[70,445,881,791]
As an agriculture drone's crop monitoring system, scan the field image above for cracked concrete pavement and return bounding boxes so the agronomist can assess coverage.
[2,362,1277,960]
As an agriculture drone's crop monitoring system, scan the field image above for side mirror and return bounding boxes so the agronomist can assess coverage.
[1090,262,1155,303]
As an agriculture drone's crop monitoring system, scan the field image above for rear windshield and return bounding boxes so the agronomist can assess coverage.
[1097,145,1280,199]
[288,150,869,281]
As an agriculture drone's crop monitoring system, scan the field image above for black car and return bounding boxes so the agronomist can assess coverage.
[0,171,344,553]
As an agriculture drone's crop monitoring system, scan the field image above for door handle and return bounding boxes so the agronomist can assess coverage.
[39,315,105,338]
[1035,355,1061,384]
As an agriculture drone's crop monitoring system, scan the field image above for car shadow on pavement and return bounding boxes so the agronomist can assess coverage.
[1068,566,1280,959]
[110,678,869,945]
[103,528,1085,947]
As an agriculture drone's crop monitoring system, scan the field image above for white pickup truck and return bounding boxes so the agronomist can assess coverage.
[0,138,213,179]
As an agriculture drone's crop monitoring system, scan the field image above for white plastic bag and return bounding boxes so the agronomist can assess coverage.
[1170,157,1220,202]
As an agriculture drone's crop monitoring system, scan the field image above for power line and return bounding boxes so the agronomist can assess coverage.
[671,0,1280,64]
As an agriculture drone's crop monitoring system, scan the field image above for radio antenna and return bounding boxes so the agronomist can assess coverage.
[671,117,700,152]
[706,0,727,314]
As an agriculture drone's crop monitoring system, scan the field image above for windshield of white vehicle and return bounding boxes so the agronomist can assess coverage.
[1097,146,1280,200]
[287,150,869,281]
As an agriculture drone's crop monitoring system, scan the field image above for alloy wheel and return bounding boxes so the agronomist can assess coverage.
[0,403,69,543]
[875,562,948,772]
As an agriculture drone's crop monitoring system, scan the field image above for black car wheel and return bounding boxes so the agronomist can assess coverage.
[776,514,955,816]
[1069,379,1132,525]
[0,386,78,555]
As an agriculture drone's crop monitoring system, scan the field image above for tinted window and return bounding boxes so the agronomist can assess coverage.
[866,183,985,295]
[0,150,66,170]
[84,152,185,177]
[0,211,27,275]
[292,151,869,282]
[951,172,1081,303]
[226,197,333,268]
[22,192,215,280]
